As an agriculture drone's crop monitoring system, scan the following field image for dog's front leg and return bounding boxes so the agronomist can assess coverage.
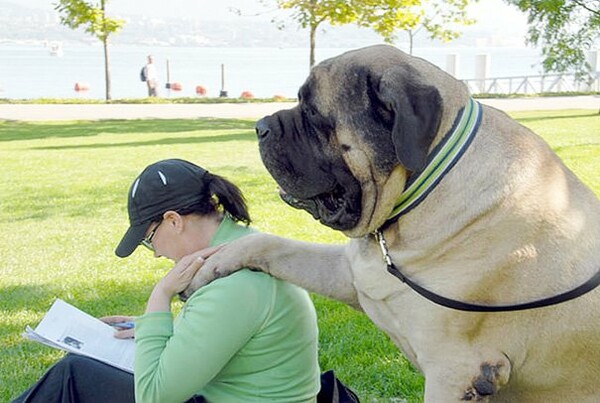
[182,233,359,308]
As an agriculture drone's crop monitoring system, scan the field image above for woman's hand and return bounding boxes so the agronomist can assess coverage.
[159,246,222,296]
[100,315,136,339]
[146,246,223,313]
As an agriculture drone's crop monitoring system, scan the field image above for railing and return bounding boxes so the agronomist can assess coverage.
[463,72,600,95]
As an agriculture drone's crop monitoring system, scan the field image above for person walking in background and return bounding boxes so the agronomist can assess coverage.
[142,54,158,97]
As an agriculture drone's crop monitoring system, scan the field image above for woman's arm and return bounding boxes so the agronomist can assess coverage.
[135,273,270,403]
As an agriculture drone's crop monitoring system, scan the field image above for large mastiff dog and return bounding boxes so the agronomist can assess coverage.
[186,45,600,401]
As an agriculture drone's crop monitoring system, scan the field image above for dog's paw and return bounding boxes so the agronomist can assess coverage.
[179,265,227,301]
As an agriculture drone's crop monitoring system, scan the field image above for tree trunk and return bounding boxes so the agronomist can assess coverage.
[309,23,316,69]
[101,0,111,101]
[409,30,414,55]
[103,37,111,101]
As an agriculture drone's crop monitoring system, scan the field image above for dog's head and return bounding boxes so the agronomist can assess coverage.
[256,45,470,237]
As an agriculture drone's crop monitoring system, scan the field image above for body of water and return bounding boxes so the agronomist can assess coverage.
[0,43,546,100]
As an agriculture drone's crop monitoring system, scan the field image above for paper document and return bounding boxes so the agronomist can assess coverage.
[24,299,135,373]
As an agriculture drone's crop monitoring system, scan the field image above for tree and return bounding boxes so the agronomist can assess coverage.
[268,0,428,68]
[504,0,600,78]
[359,0,475,55]
[54,0,125,101]
[271,0,362,68]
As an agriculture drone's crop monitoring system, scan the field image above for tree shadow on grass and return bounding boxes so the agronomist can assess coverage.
[514,111,598,124]
[0,118,256,142]
[0,284,59,316]
[31,131,257,151]
[1,280,156,331]
[553,142,600,154]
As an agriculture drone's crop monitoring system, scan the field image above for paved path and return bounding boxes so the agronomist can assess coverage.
[0,96,598,121]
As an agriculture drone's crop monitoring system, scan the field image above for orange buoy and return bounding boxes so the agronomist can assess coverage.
[240,91,254,99]
[170,82,182,91]
[195,85,207,96]
[74,82,90,91]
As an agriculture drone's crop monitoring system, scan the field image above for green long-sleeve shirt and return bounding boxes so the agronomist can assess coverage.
[134,216,320,402]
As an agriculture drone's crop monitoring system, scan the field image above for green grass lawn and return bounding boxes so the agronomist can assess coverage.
[1,110,598,402]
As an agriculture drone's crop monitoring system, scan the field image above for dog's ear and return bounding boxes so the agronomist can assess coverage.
[378,65,442,172]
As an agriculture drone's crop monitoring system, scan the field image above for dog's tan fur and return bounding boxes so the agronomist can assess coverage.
[186,45,600,401]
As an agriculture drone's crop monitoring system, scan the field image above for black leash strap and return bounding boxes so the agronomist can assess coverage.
[375,231,600,312]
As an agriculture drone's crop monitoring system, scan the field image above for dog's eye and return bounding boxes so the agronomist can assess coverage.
[302,104,319,118]
[301,105,334,139]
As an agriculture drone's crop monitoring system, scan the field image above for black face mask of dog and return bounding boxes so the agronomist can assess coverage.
[255,56,441,232]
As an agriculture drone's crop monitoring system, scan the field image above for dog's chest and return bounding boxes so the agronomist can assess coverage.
[349,244,422,359]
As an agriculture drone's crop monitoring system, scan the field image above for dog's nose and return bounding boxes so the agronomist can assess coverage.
[256,118,271,139]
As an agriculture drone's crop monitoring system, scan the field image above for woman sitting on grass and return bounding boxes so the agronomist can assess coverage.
[14,158,321,402]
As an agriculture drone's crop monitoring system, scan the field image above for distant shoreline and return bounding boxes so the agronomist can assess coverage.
[0,45,554,100]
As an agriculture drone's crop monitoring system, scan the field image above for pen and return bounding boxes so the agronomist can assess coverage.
[111,321,135,329]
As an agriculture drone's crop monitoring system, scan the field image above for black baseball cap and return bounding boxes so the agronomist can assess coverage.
[115,159,208,258]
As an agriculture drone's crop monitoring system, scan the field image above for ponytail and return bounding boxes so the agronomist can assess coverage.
[205,172,251,225]
[171,171,251,225]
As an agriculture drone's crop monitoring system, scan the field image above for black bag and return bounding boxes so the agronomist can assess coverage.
[140,66,147,82]
[317,370,360,403]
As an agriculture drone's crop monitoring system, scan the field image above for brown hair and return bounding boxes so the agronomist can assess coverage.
[173,172,251,225]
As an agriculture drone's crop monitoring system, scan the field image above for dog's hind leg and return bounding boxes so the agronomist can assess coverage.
[461,358,511,401]
[423,352,511,402]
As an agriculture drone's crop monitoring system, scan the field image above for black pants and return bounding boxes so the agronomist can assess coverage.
[13,355,355,403]
[12,354,135,403]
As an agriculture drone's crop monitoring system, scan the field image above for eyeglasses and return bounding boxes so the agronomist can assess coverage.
[141,219,163,251]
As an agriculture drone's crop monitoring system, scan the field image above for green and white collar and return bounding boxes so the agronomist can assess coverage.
[384,98,483,226]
